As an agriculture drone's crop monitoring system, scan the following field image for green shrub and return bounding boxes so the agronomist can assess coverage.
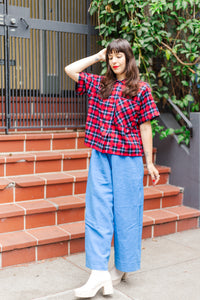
[89,0,200,145]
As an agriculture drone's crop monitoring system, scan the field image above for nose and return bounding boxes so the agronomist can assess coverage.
[112,56,117,64]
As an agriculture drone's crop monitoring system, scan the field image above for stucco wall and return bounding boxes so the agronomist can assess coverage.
[154,112,200,210]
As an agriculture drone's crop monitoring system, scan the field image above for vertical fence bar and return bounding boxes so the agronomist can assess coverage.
[0,36,4,129]
[25,38,28,126]
[11,37,14,128]
[4,2,10,134]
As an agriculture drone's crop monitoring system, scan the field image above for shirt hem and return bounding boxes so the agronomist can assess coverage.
[84,141,144,157]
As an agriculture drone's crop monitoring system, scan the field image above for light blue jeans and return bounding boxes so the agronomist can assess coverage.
[85,149,144,272]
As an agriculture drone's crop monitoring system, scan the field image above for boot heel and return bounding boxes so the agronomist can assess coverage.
[102,280,113,296]
[122,272,128,281]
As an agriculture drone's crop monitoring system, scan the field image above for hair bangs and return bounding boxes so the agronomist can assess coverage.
[107,40,125,55]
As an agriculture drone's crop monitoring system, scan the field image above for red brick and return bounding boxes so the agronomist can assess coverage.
[37,241,68,260]
[50,195,85,210]
[177,218,199,232]
[0,216,24,233]
[0,140,24,153]
[57,207,85,224]
[166,206,200,220]
[162,193,183,208]
[28,226,70,245]
[0,188,13,204]
[36,160,62,173]
[26,139,51,151]
[74,181,87,194]
[63,158,87,171]
[144,198,161,211]
[142,226,152,239]
[154,222,176,237]
[17,200,56,214]
[70,238,85,254]
[15,186,45,202]
[0,204,24,218]
[144,187,162,200]
[26,212,56,229]
[2,247,35,267]
[155,185,180,197]
[144,209,177,224]
[0,231,37,251]
[52,138,76,150]
[46,182,73,198]
[77,137,88,149]
[59,221,85,239]
[0,163,4,176]
[6,161,34,176]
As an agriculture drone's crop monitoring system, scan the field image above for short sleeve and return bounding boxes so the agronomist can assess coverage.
[138,83,160,125]
[75,72,102,97]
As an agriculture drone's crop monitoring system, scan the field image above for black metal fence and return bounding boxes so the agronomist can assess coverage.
[0,0,100,133]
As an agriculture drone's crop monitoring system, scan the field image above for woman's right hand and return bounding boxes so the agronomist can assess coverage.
[97,48,107,62]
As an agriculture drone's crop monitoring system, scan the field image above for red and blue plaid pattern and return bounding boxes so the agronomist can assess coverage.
[76,72,160,156]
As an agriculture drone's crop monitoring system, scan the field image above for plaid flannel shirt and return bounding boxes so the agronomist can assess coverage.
[76,72,160,156]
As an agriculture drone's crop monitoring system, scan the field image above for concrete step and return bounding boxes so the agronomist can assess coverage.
[0,206,199,268]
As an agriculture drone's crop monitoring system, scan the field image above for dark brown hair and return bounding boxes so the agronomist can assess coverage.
[100,39,140,99]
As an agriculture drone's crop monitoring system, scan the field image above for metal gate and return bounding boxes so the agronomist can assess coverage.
[0,0,100,133]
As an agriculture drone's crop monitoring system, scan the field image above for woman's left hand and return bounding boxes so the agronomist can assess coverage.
[147,163,160,185]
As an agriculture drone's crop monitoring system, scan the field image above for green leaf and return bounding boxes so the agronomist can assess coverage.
[165,49,171,60]
[181,80,189,86]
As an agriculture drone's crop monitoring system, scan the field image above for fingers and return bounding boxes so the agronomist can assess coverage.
[152,173,160,186]
[148,166,160,186]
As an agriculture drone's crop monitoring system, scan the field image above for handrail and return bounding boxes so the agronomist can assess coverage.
[166,97,193,137]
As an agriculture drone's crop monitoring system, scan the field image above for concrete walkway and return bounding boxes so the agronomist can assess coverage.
[0,228,200,300]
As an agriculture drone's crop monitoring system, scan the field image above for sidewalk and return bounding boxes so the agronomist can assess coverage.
[0,228,200,300]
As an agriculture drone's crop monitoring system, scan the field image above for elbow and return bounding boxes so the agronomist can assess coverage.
[65,66,70,75]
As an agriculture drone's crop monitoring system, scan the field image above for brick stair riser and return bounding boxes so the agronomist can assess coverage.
[0,216,199,269]
[0,208,85,234]
[142,217,199,239]
[0,150,156,177]
[0,190,183,234]
[0,133,87,153]
[0,171,169,205]
[0,156,90,177]
[0,238,85,268]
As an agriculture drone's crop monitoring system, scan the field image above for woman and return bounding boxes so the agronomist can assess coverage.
[65,39,160,298]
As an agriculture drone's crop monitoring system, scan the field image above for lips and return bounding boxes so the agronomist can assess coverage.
[113,66,119,69]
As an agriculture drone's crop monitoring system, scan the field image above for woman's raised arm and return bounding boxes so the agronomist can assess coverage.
[64,49,106,82]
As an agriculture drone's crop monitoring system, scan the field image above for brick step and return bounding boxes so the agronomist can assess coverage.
[0,149,92,177]
[0,184,183,234]
[0,206,199,268]
[0,132,87,153]
[0,148,158,177]
[0,167,170,204]
[0,196,85,234]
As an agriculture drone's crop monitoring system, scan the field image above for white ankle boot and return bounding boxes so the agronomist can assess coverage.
[74,270,113,298]
[110,266,128,286]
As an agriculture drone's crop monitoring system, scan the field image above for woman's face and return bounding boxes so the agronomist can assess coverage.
[108,51,126,80]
